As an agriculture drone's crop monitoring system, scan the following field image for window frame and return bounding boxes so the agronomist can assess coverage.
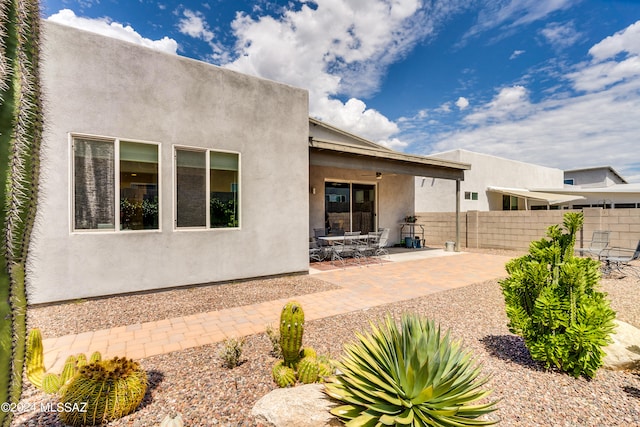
[70,133,162,234]
[173,145,241,231]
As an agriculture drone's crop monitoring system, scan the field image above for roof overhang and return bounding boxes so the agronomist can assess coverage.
[309,138,470,181]
[488,186,586,205]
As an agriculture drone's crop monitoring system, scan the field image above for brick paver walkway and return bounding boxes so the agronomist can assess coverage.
[42,251,510,370]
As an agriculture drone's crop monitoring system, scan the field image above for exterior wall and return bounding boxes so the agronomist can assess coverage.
[29,22,309,303]
[416,150,564,212]
[565,168,625,187]
[416,208,640,251]
[309,165,413,244]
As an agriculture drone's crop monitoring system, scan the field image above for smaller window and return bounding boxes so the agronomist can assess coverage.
[503,195,519,211]
[464,192,471,200]
[564,178,575,185]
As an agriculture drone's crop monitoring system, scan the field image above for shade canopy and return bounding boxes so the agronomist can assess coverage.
[488,186,586,205]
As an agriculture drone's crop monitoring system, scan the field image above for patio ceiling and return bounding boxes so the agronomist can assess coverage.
[309,138,470,181]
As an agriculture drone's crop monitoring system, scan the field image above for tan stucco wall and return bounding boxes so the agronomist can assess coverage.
[29,22,309,303]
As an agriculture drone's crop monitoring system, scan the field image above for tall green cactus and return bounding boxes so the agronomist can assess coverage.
[279,301,304,367]
[0,1,43,425]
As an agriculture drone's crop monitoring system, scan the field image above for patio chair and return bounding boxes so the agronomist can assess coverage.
[373,228,390,260]
[329,235,358,266]
[353,231,380,265]
[600,240,640,279]
[309,237,325,262]
[577,230,610,258]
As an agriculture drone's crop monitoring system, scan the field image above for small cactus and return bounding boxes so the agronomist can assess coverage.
[160,413,184,427]
[300,347,316,359]
[317,356,335,379]
[26,329,46,389]
[272,360,296,388]
[280,301,305,367]
[41,373,62,395]
[25,329,103,395]
[218,336,245,368]
[297,356,319,384]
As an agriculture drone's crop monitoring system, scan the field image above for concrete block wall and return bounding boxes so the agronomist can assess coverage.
[417,209,640,251]
[582,208,640,249]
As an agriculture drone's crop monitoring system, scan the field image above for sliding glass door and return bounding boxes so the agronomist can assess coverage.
[352,183,376,233]
[325,181,376,234]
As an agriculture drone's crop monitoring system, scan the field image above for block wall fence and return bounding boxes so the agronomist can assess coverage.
[416,208,640,251]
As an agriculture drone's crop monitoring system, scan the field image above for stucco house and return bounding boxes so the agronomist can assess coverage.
[539,166,640,209]
[29,21,469,304]
[564,166,628,187]
[415,149,583,212]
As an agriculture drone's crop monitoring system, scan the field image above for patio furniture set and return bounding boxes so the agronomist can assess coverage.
[310,228,391,266]
[578,230,640,279]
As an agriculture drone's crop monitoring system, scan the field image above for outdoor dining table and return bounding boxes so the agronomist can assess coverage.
[318,234,379,265]
[318,234,373,242]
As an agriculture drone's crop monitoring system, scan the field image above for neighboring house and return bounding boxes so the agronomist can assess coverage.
[415,149,578,212]
[29,22,470,303]
[537,166,640,209]
[564,166,628,187]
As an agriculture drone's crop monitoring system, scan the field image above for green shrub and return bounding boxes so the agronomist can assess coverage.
[325,314,497,426]
[500,212,616,378]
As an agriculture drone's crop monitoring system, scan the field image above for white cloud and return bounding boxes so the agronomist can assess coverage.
[568,20,640,92]
[509,49,525,59]
[464,0,578,41]
[464,85,530,124]
[178,9,214,42]
[47,9,178,55]
[540,21,582,49]
[455,96,470,110]
[222,0,442,145]
[589,20,640,61]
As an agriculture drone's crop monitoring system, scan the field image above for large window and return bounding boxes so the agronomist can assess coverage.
[73,136,159,231]
[175,147,240,229]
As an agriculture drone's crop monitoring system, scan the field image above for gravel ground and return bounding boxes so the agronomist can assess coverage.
[11,250,640,427]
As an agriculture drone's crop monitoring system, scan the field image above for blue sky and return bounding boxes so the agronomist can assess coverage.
[42,0,640,182]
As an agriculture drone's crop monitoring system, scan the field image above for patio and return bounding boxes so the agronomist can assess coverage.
[39,250,510,371]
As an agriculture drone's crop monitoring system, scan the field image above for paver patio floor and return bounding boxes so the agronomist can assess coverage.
[42,250,511,370]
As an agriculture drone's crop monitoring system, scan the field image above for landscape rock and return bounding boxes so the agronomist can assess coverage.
[251,383,342,427]
[603,319,640,371]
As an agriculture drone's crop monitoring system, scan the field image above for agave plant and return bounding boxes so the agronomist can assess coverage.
[325,314,498,427]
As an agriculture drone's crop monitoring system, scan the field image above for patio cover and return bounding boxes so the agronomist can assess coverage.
[487,186,586,205]
[309,138,470,180]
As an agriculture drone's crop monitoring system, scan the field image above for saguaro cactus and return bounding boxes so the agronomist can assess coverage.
[279,301,304,367]
[0,1,44,425]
